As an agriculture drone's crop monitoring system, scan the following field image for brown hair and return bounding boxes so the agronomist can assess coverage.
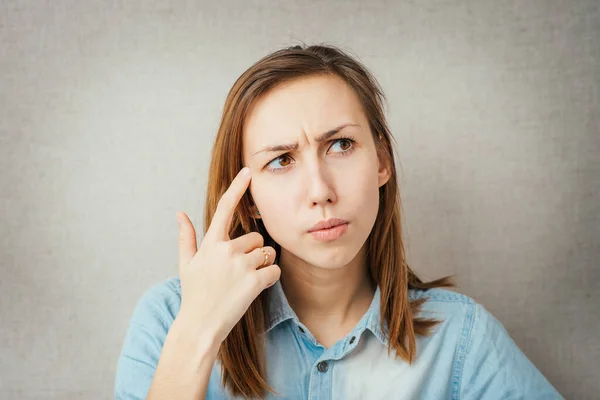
[204,43,454,398]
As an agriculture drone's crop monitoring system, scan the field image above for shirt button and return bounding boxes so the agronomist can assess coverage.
[298,327,305,333]
[349,336,356,344]
[317,361,329,373]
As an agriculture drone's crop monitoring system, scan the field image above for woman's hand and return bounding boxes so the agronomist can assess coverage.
[175,167,280,345]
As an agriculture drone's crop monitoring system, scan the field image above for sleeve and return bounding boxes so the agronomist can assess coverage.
[114,281,180,400]
[459,302,564,400]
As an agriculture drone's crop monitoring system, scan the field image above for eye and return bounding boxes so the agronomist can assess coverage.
[329,137,355,153]
[266,154,293,171]
[265,136,357,172]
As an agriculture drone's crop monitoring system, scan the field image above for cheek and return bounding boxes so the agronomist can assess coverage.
[250,180,292,219]
[252,184,297,246]
[340,164,381,237]
[339,160,380,205]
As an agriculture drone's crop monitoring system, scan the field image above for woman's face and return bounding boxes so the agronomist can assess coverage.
[242,74,390,270]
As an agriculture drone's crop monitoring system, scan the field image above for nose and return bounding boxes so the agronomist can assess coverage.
[305,160,336,208]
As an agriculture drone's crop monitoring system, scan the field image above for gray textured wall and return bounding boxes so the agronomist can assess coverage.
[1,1,598,399]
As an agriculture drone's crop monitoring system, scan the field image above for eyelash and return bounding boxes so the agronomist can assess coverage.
[265,135,357,172]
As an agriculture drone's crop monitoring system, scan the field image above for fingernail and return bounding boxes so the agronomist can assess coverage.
[241,167,250,177]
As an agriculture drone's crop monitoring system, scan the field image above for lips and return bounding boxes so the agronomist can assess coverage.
[308,218,349,233]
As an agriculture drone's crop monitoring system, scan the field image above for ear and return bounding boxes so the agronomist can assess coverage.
[377,155,391,188]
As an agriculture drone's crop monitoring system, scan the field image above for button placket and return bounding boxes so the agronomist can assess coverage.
[317,361,329,373]
[308,359,332,400]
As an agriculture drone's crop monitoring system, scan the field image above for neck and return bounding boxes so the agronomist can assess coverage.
[278,242,376,330]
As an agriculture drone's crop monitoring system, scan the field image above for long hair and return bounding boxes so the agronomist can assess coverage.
[203,43,454,398]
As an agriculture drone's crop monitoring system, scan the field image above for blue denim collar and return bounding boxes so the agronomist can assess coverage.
[264,280,389,346]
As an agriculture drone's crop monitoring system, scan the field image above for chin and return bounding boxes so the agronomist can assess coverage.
[276,237,362,269]
[305,251,357,270]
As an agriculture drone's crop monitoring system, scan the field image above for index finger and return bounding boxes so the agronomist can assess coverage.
[208,167,252,240]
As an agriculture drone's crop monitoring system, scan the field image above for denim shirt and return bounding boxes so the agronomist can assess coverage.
[114,276,563,399]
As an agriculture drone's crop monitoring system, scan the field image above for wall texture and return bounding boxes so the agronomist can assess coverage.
[1,0,598,398]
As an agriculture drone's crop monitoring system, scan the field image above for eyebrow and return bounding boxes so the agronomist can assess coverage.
[252,123,360,156]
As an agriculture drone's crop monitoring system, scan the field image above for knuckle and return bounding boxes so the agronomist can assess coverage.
[262,247,274,263]
[232,255,247,269]
[269,266,281,281]
[219,241,234,257]
[250,232,264,246]
[225,243,236,257]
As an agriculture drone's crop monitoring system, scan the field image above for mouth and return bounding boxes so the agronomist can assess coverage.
[308,218,349,233]
[308,219,349,242]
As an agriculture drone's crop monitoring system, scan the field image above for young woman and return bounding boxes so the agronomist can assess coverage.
[114,44,562,399]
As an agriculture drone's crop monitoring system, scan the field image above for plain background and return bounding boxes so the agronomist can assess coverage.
[1,0,598,398]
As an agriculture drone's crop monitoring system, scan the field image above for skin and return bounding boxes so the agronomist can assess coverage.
[242,74,391,348]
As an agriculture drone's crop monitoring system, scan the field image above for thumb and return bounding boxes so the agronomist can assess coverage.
[177,212,198,273]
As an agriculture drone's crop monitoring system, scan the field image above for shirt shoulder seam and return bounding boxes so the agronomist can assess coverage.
[451,297,477,400]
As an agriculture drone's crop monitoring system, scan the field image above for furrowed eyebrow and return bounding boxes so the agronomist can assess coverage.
[252,123,360,156]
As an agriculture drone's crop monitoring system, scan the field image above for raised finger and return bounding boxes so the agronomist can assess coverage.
[209,167,251,240]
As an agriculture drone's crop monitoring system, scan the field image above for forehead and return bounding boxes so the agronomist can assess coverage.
[242,74,367,151]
